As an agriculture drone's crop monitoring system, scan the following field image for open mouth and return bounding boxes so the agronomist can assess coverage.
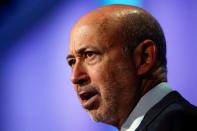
[78,89,99,110]
[79,91,97,101]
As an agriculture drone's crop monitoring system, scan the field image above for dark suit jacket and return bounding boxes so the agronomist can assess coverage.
[136,91,197,131]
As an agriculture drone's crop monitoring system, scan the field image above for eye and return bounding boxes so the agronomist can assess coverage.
[83,50,100,65]
[84,51,95,58]
[67,58,76,67]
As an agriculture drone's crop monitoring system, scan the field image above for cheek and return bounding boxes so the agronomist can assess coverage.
[90,64,119,91]
[88,61,109,83]
[87,57,137,97]
[88,63,114,94]
[90,70,109,93]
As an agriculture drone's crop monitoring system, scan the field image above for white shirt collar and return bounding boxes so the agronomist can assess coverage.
[121,82,173,131]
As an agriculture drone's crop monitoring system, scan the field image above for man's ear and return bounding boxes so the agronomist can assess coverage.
[133,40,157,76]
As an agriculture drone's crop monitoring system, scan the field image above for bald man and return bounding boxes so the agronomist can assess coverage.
[66,4,197,131]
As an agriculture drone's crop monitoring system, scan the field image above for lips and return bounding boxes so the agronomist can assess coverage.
[78,88,99,110]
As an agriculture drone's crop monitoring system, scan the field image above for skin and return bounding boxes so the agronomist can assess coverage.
[67,5,166,129]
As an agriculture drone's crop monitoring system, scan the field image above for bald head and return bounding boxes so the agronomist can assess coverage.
[72,5,146,37]
[73,5,145,27]
[71,5,166,71]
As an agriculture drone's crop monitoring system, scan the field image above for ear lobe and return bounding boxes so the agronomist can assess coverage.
[133,40,157,76]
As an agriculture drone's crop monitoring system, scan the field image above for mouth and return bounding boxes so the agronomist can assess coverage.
[79,89,99,110]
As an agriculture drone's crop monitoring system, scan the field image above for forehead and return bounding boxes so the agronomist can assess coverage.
[69,20,119,54]
[69,24,101,53]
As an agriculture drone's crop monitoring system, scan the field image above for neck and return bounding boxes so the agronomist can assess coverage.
[115,67,167,130]
[140,66,167,96]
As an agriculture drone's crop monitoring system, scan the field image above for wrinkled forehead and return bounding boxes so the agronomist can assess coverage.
[69,18,121,54]
[69,24,101,52]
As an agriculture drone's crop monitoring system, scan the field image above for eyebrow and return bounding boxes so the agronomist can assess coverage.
[66,47,88,60]
[66,54,74,60]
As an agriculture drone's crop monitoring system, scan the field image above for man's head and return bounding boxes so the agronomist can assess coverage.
[67,4,167,128]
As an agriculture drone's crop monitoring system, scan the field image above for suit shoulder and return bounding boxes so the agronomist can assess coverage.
[148,101,197,131]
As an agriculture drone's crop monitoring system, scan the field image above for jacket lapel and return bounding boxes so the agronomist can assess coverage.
[135,91,186,131]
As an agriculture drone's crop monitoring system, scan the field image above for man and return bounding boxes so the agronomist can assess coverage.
[66,4,197,131]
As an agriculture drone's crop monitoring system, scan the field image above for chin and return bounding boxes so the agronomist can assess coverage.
[88,107,117,125]
[88,109,103,122]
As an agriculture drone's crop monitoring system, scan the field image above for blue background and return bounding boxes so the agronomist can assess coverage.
[1,0,197,131]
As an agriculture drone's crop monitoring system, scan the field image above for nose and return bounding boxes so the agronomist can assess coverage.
[70,61,89,85]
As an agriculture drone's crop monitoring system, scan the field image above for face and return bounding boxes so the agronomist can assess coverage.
[67,22,140,125]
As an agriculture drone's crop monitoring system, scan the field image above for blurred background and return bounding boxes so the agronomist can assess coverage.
[0,0,197,131]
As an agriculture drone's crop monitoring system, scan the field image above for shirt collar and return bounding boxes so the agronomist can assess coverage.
[121,82,173,131]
